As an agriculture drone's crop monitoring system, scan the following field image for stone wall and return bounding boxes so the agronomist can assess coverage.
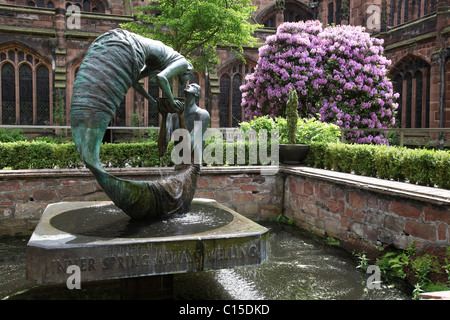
[283,167,450,255]
[0,167,284,236]
[1,166,449,257]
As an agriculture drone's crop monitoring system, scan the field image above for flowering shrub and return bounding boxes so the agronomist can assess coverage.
[241,21,399,145]
[239,115,341,144]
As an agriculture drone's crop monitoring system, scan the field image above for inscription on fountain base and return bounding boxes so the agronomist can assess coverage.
[27,199,269,285]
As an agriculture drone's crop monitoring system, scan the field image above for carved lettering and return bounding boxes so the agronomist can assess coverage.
[50,243,261,275]
[52,257,96,274]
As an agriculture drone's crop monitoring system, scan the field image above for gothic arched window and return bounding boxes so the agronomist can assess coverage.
[328,2,334,25]
[0,46,52,125]
[66,0,105,13]
[259,1,313,28]
[326,0,342,25]
[1,63,16,125]
[219,60,255,127]
[390,57,430,128]
[389,0,437,27]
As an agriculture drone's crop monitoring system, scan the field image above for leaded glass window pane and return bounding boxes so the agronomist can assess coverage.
[115,99,126,126]
[231,74,242,127]
[219,74,230,127]
[389,0,396,26]
[414,71,423,128]
[19,64,33,125]
[190,73,199,85]
[404,0,409,22]
[336,0,342,24]
[148,77,159,126]
[397,0,402,24]
[36,65,50,125]
[83,0,90,12]
[1,63,16,125]
[8,50,14,63]
[405,73,412,128]
[328,3,334,24]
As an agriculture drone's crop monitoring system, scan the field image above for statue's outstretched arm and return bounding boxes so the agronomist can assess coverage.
[133,81,157,107]
[156,59,189,113]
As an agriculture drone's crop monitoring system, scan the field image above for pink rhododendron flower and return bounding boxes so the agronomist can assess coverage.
[241,21,398,145]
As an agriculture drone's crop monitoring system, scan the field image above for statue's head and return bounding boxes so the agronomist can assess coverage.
[184,83,201,104]
[178,61,194,86]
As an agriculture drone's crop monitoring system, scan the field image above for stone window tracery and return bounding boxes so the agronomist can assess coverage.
[391,57,430,128]
[219,60,255,128]
[0,46,52,125]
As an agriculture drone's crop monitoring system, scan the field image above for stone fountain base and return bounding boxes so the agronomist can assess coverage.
[26,199,268,298]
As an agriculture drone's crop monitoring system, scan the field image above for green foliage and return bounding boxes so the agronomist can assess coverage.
[324,236,340,246]
[239,115,341,145]
[0,141,166,170]
[120,0,262,72]
[377,251,409,279]
[411,254,441,289]
[53,92,66,125]
[354,251,370,272]
[32,136,73,144]
[0,128,28,142]
[239,116,278,140]
[375,242,450,297]
[270,214,294,225]
[285,88,299,144]
[306,142,450,189]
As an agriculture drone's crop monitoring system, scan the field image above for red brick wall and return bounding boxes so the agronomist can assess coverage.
[1,166,449,257]
[284,174,450,254]
[0,167,284,236]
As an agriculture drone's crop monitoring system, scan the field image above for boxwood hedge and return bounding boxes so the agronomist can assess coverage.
[1,140,448,189]
[0,141,164,170]
[306,142,450,189]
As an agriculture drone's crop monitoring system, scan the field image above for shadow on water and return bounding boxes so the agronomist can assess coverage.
[0,222,411,300]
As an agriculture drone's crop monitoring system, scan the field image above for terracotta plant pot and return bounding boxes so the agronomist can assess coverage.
[279,144,310,165]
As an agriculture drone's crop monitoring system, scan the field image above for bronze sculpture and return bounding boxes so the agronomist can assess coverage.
[70,29,208,219]
[164,83,210,162]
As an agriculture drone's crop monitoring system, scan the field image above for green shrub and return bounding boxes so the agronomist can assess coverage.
[240,115,341,144]
[285,88,299,145]
[306,142,450,189]
[1,136,449,191]
[0,141,164,170]
[0,128,28,142]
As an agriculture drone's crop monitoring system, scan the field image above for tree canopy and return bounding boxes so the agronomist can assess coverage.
[121,0,262,72]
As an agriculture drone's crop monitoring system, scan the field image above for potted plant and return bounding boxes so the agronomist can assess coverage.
[279,88,310,165]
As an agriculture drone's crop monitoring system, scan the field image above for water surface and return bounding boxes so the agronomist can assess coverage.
[0,222,410,300]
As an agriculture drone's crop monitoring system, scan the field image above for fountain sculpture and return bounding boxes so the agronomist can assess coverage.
[26,29,268,298]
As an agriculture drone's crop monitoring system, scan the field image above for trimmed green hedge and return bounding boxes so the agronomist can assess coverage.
[306,142,450,189]
[1,140,449,190]
[0,141,165,170]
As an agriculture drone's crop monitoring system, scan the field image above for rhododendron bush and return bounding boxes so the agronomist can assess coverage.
[240,21,399,145]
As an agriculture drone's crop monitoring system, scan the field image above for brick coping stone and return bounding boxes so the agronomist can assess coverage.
[419,290,450,300]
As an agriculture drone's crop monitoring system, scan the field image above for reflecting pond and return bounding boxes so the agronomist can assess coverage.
[0,222,410,300]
